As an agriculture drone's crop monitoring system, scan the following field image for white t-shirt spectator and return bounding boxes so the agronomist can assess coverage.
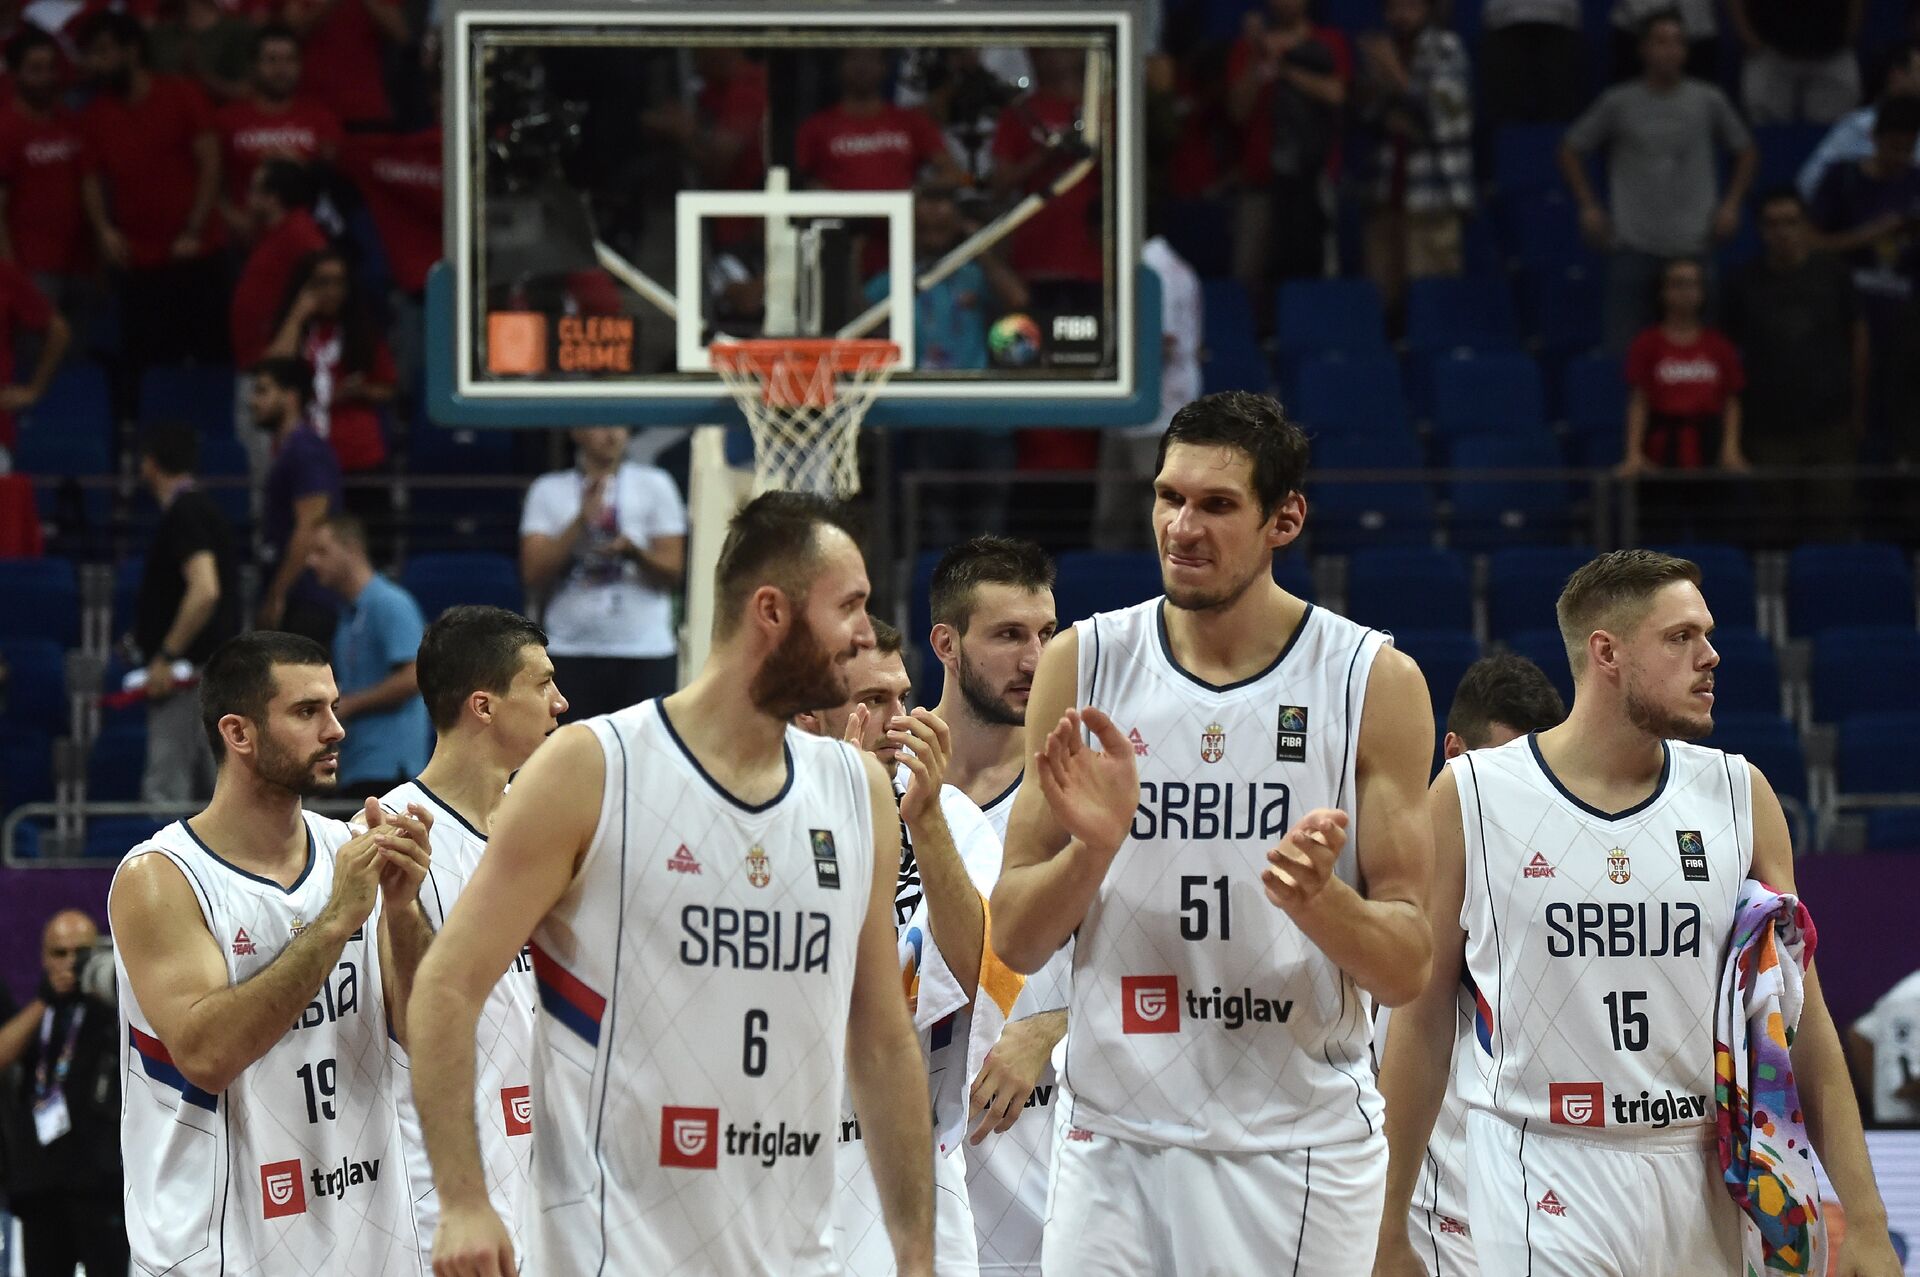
[519,463,688,660]
[1136,234,1202,436]
[1857,971,1920,1124]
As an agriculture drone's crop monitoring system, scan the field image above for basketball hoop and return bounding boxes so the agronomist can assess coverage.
[711,337,901,498]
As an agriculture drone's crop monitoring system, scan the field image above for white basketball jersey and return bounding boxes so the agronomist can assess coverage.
[965,774,1072,1277]
[381,779,535,1257]
[1374,996,1475,1227]
[1066,599,1387,1152]
[522,700,874,1276]
[1453,736,1751,1144]
[113,816,419,1276]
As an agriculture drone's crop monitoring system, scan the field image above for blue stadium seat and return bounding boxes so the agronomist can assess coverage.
[1292,354,1411,438]
[1505,628,1575,708]
[84,814,167,860]
[0,724,53,812]
[1753,123,1827,195]
[1865,808,1920,852]
[21,363,111,439]
[1393,629,1481,713]
[1498,190,1596,274]
[0,558,79,645]
[1523,268,1603,358]
[87,722,147,802]
[1486,546,1588,642]
[140,365,235,436]
[1404,276,1521,356]
[1811,628,1920,724]
[1347,548,1472,634]
[1649,543,1757,630]
[111,558,144,639]
[198,435,250,477]
[1166,198,1234,279]
[410,424,518,475]
[1053,552,1162,626]
[1492,123,1568,194]
[14,416,113,476]
[1430,352,1547,443]
[1786,543,1915,638]
[1712,712,1809,804]
[908,549,941,660]
[1704,627,1782,717]
[1201,345,1273,397]
[400,552,524,622]
[1202,279,1257,346]
[1836,713,1920,795]
[1275,279,1389,363]
[1560,351,1627,466]
[1310,430,1437,549]
[1447,432,1573,547]
[0,638,66,733]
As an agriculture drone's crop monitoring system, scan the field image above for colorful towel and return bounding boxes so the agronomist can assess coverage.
[1714,879,1824,1276]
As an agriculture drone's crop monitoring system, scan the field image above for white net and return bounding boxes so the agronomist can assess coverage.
[711,339,900,498]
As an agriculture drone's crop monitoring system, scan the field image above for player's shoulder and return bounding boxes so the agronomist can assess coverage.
[301,808,359,852]
[1666,736,1742,780]
[936,782,993,838]
[785,724,870,785]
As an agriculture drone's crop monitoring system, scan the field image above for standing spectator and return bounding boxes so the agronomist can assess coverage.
[252,355,341,648]
[282,0,407,129]
[77,11,225,369]
[132,420,240,805]
[1725,188,1864,538]
[1727,0,1861,126]
[1357,0,1475,317]
[266,247,394,482]
[0,28,94,346]
[518,426,686,719]
[641,48,767,195]
[303,512,428,796]
[1621,257,1746,535]
[214,24,342,239]
[991,46,1104,314]
[1480,0,1588,127]
[0,256,68,461]
[1225,0,1350,301]
[1849,970,1920,1125]
[231,159,327,373]
[338,93,440,400]
[796,49,964,193]
[0,910,125,1277]
[1562,12,1757,352]
[1610,0,1718,82]
[148,0,255,104]
[1810,94,1920,462]
[1799,41,1920,199]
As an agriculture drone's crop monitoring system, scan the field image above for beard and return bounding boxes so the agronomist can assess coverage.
[1163,556,1266,614]
[255,731,339,798]
[1623,682,1712,742]
[957,647,1025,727]
[752,613,852,721]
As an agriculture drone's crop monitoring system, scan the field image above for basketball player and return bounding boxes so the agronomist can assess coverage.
[108,631,437,1275]
[382,606,568,1258]
[993,390,1438,1274]
[796,616,1015,1276]
[923,535,1070,1277]
[412,492,935,1277]
[1373,653,1566,1277]
[1375,551,1900,1277]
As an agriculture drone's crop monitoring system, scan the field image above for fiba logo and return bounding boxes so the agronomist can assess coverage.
[260,1159,307,1219]
[660,1106,720,1169]
[501,1085,533,1137]
[1548,1081,1607,1128]
[1120,975,1181,1034]
[988,314,1042,368]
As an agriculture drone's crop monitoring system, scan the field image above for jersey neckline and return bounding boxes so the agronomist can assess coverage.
[653,696,796,814]
[978,770,1022,817]
[405,778,488,842]
[182,816,317,894]
[1153,599,1315,693]
[1526,733,1673,822]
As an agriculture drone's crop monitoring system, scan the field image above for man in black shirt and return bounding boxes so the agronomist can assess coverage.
[0,910,125,1277]
[132,421,240,803]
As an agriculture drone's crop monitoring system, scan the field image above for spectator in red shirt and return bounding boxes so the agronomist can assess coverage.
[990,46,1105,312]
[0,259,69,455]
[215,23,342,238]
[1624,257,1749,471]
[641,49,766,250]
[232,158,327,370]
[266,247,394,481]
[337,87,439,413]
[0,28,94,339]
[282,0,406,129]
[797,49,964,192]
[77,12,225,367]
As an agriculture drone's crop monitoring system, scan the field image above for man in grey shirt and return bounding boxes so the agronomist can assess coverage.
[1561,11,1757,352]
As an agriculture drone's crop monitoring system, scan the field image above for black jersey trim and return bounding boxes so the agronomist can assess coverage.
[592,726,632,1276]
[1519,1118,1534,1276]
[1154,600,1314,693]
[655,696,795,813]
[182,819,316,895]
[1084,614,1102,740]
[1526,733,1671,822]
[979,771,1023,820]
[410,778,488,843]
[1289,1145,1314,1276]
[1465,754,1506,1108]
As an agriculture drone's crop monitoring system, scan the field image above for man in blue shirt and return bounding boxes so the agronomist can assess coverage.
[305,512,430,796]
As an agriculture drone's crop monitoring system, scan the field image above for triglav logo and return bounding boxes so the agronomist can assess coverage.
[1548,1081,1606,1128]
[660,1106,720,1169]
[1120,975,1180,1034]
[260,1159,306,1219]
[501,1085,533,1136]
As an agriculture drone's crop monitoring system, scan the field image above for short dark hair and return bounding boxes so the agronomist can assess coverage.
[1876,93,1920,136]
[256,157,315,211]
[1155,391,1310,517]
[4,27,58,73]
[200,631,330,759]
[1556,549,1702,675]
[1447,654,1566,747]
[929,535,1056,635]
[140,421,199,477]
[1757,185,1806,214]
[79,11,148,61]
[712,491,861,639]
[319,511,367,552]
[253,22,300,61]
[870,615,904,656]
[416,605,549,733]
[252,356,313,405]
[1637,9,1685,42]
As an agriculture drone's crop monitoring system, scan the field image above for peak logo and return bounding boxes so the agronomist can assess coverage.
[661,1106,719,1169]
[1536,1190,1567,1217]
[1121,975,1180,1033]
[501,1085,533,1136]
[1548,1081,1606,1128]
[260,1159,306,1219]
[1524,853,1556,879]
[1129,728,1149,757]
